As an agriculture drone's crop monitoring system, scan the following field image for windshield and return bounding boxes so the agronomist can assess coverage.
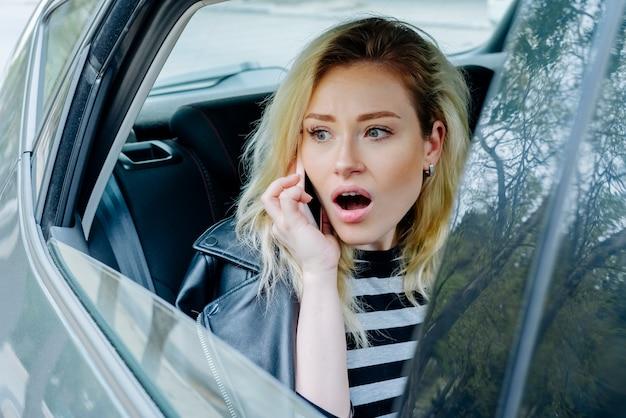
[156,0,514,86]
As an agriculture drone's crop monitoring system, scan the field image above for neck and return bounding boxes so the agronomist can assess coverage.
[352,228,397,251]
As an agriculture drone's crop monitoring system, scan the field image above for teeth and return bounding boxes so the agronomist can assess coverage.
[341,192,359,197]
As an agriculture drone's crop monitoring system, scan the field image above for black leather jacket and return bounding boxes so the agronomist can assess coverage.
[175,217,299,389]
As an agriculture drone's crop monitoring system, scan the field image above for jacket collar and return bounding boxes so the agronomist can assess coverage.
[193,217,261,272]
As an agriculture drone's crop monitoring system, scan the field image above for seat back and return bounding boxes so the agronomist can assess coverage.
[170,94,267,218]
[461,64,495,135]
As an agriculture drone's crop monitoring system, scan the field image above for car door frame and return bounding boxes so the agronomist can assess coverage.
[37,0,223,238]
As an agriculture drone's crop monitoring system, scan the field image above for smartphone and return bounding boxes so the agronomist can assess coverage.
[296,152,322,229]
[304,174,322,228]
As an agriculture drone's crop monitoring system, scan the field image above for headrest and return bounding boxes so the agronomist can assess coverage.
[460,65,495,135]
[170,98,265,190]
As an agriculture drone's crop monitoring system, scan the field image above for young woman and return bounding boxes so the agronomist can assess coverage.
[177,17,469,418]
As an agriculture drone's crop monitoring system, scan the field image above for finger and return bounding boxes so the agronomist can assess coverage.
[295,153,305,189]
[265,174,300,198]
[261,174,301,220]
[278,185,308,217]
[299,202,317,226]
[261,188,283,222]
[278,187,319,230]
[262,194,282,222]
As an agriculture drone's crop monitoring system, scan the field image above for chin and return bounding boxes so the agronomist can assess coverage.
[333,224,385,247]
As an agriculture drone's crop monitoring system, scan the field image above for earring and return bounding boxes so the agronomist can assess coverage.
[424,163,435,177]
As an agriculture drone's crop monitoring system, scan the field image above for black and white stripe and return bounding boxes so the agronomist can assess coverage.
[347,248,426,418]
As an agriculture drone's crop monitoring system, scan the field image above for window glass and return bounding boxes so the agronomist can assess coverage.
[6,275,125,417]
[49,239,320,418]
[0,34,30,178]
[41,0,100,116]
[155,0,514,88]
[0,171,124,417]
[402,1,607,416]
[519,16,626,417]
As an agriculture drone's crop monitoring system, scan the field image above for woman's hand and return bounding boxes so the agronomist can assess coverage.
[263,174,350,417]
[261,173,340,278]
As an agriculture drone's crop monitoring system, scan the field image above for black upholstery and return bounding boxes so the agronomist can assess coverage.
[111,140,217,303]
[170,94,267,218]
[89,139,217,303]
[461,65,495,135]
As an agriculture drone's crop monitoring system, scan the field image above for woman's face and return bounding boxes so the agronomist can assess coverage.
[301,62,444,251]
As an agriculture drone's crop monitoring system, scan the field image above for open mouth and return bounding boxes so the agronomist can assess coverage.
[331,187,373,223]
[334,192,372,210]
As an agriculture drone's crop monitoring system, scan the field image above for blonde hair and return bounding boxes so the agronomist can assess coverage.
[235,17,470,347]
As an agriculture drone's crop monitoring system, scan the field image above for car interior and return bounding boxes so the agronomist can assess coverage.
[26,1,625,414]
[82,63,495,306]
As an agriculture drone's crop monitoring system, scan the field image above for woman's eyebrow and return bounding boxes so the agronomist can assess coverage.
[303,111,401,122]
[357,111,401,121]
[304,113,335,121]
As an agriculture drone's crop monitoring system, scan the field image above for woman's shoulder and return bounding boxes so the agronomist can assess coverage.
[176,216,261,317]
[193,216,260,273]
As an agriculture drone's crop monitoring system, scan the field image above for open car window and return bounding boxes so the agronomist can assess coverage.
[156,0,514,87]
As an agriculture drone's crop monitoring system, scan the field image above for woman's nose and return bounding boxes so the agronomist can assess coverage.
[334,139,365,177]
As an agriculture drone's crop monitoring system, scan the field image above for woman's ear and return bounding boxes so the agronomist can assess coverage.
[424,120,446,166]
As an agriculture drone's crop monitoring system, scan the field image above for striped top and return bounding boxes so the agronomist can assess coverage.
[347,248,426,418]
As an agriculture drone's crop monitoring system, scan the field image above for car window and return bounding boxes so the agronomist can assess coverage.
[401,1,610,416]
[519,15,626,416]
[155,0,514,89]
[39,0,100,121]
[2,251,126,418]
[48,239,321,417]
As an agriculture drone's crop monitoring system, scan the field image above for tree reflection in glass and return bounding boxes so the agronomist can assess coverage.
[519,16,626,417]
[402,1,621,417]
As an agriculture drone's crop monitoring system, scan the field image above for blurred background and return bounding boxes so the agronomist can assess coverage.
[0,0,512,77]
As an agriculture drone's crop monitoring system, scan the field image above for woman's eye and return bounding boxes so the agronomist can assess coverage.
[308,129,332,142]
[365,127,391,140]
